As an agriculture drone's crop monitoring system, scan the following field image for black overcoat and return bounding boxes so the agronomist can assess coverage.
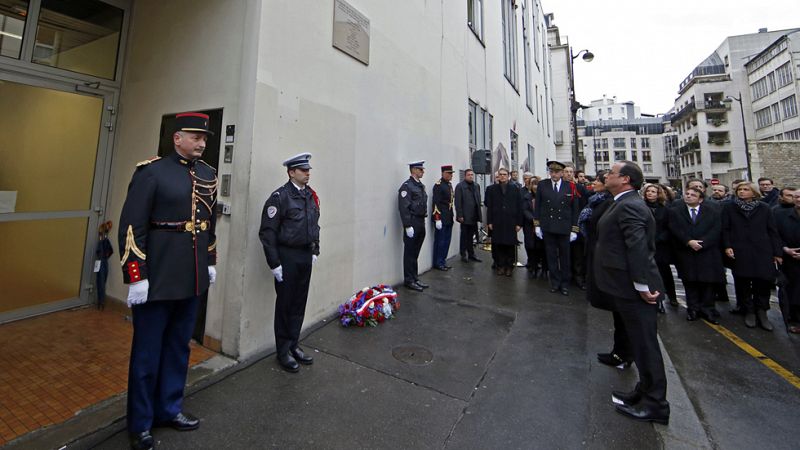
[668,203,725,283]
[774,207,800,285]
[721,202,782,280]
[646,201,673,265]
[585,197,614,310]
[521,188,537,249]
[454,180,482,224]
[485,183,523,246]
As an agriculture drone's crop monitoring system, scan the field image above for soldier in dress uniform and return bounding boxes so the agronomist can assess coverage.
[399,160,430,291]
[534,161,580,296]
[259,153,321,373]
[119,112,218,450]
[432,165,455,271]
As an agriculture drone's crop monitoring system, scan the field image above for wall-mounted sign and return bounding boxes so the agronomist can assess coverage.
[332,0,370,66]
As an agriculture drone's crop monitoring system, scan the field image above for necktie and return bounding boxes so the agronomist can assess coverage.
[553,181,558,192]
[690,208,697,223]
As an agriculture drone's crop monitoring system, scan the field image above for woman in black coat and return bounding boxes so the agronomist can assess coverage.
[644,183,676,312]
[485,168,523,276]
[579,171,630,368]
[522,178,547,278]
[668,187,725,324]
[722,182,783,330]
[774,190,800,333]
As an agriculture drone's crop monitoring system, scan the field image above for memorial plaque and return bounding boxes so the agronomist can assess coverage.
[332,0,370,65]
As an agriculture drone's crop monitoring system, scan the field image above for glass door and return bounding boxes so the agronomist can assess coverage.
[0,75,113,323]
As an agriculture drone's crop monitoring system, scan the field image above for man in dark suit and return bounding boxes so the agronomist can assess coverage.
[485,168,523,276]
[534,161,580,295]
[454,168,482,262]
[119,112,218,449]
[595,161,669,425]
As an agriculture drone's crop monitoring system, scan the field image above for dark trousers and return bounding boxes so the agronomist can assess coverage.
[613,295,667,404]
[544,232,571,289]
[459,223,478,257]
[128,296,200,433]
[433,223,453,268]
[492,244,515,269]
[733,276,772,313]
[657,261,677,302]
[611,310,631,359]
[570,236,586,285]
[683,281,718,317]
[403,220,426,284]
[525,244,547,272]
[274,246,313,356]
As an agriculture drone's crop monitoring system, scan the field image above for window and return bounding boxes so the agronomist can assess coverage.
[776,62,793,88]
[784,128,800,140]
[608,107,612,114]
[532,0,539,68]
[469,99,493,153]
[601,138,608,149]
[771,103,782,123]
[641,137,650,148]
[642,151,652,162]
[767,72,777,93]
[521,0,533,110]
[631,151,638,162]
[613,138,625,148]
[467,0,483,41]
[710,152,732,163]
[751,77,769,100]
[643,163,653,173]
[755,106,772,128]
[469,100,478,152]
[630,137,637,148]
[0,0,28,59]
[501,0,518,88]
[781,95,797,119]
[614,151,626,160]
[599,151,609,162]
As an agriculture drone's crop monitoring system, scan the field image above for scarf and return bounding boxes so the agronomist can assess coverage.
[734,197,759,217]
[578,192,610,238]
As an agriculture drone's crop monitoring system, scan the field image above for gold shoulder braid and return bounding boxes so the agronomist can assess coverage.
[136,156,161,167]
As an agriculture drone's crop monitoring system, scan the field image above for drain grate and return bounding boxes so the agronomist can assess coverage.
[392,345,434,365]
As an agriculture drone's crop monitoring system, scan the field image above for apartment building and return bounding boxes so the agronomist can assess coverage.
[578,117,667,183]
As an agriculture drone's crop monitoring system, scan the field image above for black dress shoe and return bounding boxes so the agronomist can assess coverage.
[549,287,559,293]
[434,265,449,271]
[415,280,429,289]
[291,347,314,365]
[615,402,670,425]
[668,298,679,307]
[597,352,633,369]
[700,311,720,325]
[404,282,423,292]
[657,300,665,314]
[157,412,200,431]
[686,310,698,321]
[468,255,482,262]
[445,264,453,269]
[277,353,300,373]
[611,389,642,406]
[560,288,569,296]
[129,431,154,450]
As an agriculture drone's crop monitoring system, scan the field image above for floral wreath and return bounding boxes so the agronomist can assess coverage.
[338,284,399,327]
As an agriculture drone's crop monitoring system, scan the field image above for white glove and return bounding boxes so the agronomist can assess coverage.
[435,220,443,230]
[271,265,283,282]
[535,227,543,240]
[405,227,414,238]
[208,266,217,284]
[570,232,577,242]
[127,280,149,308]
[312,255,318,264]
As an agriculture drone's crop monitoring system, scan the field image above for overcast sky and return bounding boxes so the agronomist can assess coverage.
[549,0,800,115]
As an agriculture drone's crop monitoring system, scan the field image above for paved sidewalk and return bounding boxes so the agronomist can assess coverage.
[57,251,713,450]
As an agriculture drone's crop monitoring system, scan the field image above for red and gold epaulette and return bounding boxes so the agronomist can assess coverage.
[136,156,161,167]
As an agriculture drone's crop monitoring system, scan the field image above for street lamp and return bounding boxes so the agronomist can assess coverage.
[570,48,594,170]
[724,92,753,181]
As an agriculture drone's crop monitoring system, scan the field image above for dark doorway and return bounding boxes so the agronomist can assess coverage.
[158,108,223,345]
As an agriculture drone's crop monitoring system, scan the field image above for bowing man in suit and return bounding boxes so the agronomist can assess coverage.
[595,161,669,425]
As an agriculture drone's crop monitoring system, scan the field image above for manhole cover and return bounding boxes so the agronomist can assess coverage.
[392,345,434,365]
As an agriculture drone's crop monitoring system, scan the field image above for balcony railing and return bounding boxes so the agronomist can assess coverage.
[702,100,730,111]
[670,102,697,124]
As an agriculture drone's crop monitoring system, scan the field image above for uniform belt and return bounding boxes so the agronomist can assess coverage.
[150,220,210,232]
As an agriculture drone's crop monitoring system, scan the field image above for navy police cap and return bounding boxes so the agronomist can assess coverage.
[283,152,313,169]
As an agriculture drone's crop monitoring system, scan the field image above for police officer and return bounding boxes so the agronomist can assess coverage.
[432,165,455,271]
[399,160,429,291]
[259,153,321,373]
[119,112,218,450]
[534,161,580,295]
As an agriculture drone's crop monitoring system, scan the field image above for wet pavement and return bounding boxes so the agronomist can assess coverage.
[12,250,800,449]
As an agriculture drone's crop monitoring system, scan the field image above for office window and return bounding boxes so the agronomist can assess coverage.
[601,138,608,149]
[613,138,625,148]
[501,0,518,88]
[532,0,539,68]
[710,152,732,163]
[599,151,609,162]
[776,62,793,87]
[469,99,493,154]
[641,137,650,148]
[614,151,626,161]
[467,0,483,41]
[631,151,638,161]
[468,100,478,151]
[771,103,782,123]
[642,151,652,162]
[643,163,653,173]
[781,95,797,119]
[522,0,532,110]
[751,77,768,100]
[755,106,772,128]
[767,72,777,93]
[784,128,800,140]
[630,137,637,148]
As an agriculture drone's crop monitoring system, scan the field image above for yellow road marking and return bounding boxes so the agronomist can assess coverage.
[705,322,800,390]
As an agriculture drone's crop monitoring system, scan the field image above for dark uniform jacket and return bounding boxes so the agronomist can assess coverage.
[398,176,428,228]
[534,179,580,235]
[668,203,725,283]
[118,152,217,300]
[485,183,523,246]
[595,190,664,301]
[259,181,321,269]
[721,201,781,280]
[454,180,481,224]
[432,179,454,225]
